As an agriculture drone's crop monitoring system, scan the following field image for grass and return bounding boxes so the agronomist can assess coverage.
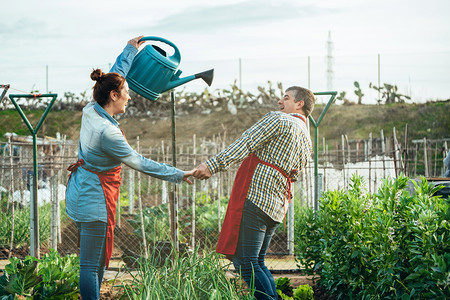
[0,110,82,142]
[0,202,52,248]
[116,246,255,300]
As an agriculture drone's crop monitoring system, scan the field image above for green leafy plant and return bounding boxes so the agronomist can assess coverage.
[0,249,79,299]
[275,277,293,296]
[293,284,313,300]
[277,289,294,300]
[33,249,80,299]
[295,174,450,299]
[0,256,41,298]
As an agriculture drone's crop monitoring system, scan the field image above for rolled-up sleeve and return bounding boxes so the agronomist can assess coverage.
[110,44,139,77]
[206,112,280,174]
[101,127,184,183]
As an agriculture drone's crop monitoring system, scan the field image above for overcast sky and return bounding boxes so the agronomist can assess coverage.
[1,0,449,104]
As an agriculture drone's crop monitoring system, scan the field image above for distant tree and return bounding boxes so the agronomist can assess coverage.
[369,83,411,104]
[354,81,364,104]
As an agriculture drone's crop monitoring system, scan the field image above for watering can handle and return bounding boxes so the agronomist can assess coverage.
[139,36,181,64]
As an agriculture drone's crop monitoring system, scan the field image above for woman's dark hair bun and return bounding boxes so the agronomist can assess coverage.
[90,69,105,82]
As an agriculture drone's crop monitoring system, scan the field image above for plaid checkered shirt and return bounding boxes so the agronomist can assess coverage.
[206,111,312,222]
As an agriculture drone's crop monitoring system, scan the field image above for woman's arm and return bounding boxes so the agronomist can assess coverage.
[101,127,184,183]
[109,36,145,77]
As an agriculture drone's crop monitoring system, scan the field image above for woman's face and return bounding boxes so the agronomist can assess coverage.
[113,81,131,115]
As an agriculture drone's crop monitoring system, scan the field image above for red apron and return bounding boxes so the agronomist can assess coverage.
[216,114,305,259]
[67,159,122,269]
[216,153,296,259]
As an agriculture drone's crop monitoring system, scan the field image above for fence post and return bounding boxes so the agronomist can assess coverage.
[128,169,135,214]
[423,137,429,177]
[0,142,5,192]
[161,141,167,204]
[136,136,148,258]
[433,142,438,177]
[191,135,197,249]
[414,142,418,177]
[341,135,346,189]
[369,133,372,193]
[381,130,386,179]
[288,184,294,255]
[404,124,409,176]
[29,172,36,257]
[51,175,58,250]
[147,147,153,196]
[8,136,15,259]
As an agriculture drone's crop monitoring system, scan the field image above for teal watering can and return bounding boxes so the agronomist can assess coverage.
[126,36,214,101]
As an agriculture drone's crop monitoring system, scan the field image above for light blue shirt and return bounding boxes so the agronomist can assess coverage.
[65,44,184,223]
[444,151,450,177]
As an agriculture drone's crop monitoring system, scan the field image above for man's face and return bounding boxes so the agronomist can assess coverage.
[278,90,297,114]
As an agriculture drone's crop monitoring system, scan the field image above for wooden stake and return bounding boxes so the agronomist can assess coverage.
[381,130,386,179]
[404,124,409,176]
[424,137,429,177]
[368,133,372,193]
[191,135,197,249]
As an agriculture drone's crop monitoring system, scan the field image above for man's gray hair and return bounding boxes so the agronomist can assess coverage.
[286,86,315,117]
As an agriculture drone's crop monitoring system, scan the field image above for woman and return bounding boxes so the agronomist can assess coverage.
[65,36,194,300]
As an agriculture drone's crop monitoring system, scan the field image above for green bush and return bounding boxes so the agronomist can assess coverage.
[0,249,79,299]
[295,174,449,299]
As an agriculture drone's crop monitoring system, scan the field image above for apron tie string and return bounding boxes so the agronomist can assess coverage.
[254,155,296,235]
[67,158,84,173]
[67,159,84,179]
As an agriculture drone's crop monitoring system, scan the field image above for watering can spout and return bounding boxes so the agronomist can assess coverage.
[164,69,214,92]
[195,69,214,86]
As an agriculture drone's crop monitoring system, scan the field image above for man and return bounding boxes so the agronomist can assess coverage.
[194,86,315,300]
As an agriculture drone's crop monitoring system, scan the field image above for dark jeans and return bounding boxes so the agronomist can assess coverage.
[232,199,280,300]
[76,221,107,300]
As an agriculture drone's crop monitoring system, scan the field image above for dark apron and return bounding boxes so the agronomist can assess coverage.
[215,153,295,259]
[216,114,305,260]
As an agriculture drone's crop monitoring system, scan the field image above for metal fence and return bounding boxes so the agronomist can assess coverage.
[0,132,448,270]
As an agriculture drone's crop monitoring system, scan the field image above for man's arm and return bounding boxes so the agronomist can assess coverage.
[194,112,281,179]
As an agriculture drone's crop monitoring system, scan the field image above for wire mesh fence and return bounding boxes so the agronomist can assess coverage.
[0,131,448,271]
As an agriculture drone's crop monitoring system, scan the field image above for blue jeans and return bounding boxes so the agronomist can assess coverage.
[232,199,280,300]
[76,221,107,300]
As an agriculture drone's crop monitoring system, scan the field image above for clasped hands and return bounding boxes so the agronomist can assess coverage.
[182,162,212,184]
